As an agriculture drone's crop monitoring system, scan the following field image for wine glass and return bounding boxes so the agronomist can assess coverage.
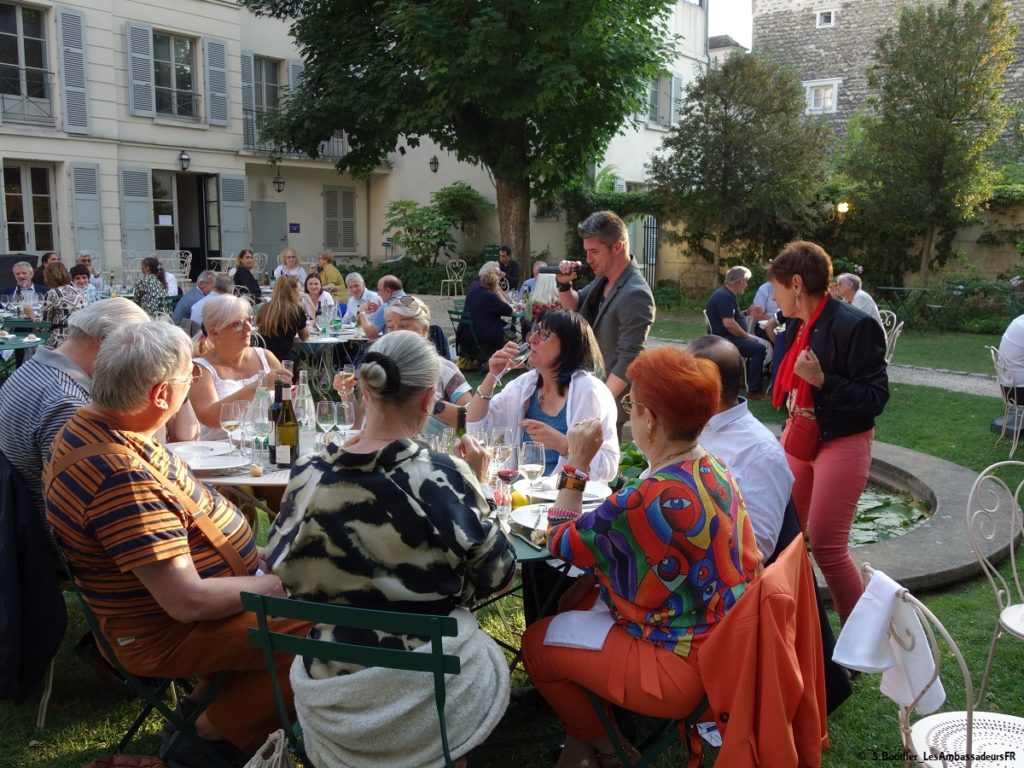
[518,441,545,492]
[336,398,356,438]
[490,427,514,469]
[0,294,9,315]
[316,400,336,447]
[219,402,245,451]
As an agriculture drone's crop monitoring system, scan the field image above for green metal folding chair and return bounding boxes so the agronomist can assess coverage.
[74,594,229,766]
[240,592,462,768]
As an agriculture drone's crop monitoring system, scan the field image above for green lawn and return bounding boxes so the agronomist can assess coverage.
[652,314,1001,376]
[2,380,1020,767]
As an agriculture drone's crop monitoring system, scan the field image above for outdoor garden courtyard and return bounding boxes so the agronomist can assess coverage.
[3,315,1024,768]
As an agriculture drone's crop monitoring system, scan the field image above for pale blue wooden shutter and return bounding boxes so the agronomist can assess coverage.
[671,73,684,128]
[70,163,102,254]
[219,175,248,256]
[57,7,90,134]
[119,166,154,252]
[323,186,356,251]
[240,50,254,147]
[0,163,5,245]
[287,59,304,98]
[204,37,229,126]
[126,21,154,117]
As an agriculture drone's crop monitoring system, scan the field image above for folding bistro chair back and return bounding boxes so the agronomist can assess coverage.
[241,592,462,768]
[884,320,905,365]
[986,345,1023,459]
[440,259,467,297]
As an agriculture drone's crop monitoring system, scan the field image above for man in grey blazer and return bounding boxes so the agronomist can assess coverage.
[555,210,656,426]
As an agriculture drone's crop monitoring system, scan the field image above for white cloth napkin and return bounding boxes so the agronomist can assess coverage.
[834,569,945,714]
[543,600,615,651]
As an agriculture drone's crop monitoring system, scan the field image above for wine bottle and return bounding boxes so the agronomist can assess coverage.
[275,385,299,468]
[268,376,283,454]
[456,405,467,437]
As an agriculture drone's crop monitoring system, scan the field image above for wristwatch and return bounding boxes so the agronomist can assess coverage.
[557,465,589,492]
[433,399,446,415]
[556,281,573,293]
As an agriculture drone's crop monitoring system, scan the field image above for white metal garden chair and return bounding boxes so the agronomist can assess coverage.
[884,320,905,365]
[845,565,1024,768]
[965,461,1024,705]
[986,346,1024,459]
[440,259,467,297]
[880,309,898,337]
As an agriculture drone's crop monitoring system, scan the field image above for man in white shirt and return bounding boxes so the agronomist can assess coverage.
[834,273,883,329]
[689,335,794,563]
[190,274,234,325]
[340,272,381,324]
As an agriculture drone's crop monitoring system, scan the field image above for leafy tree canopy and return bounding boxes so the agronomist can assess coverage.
[836,0,1017,281]
[241,0,678,263]
[647,52,832,279]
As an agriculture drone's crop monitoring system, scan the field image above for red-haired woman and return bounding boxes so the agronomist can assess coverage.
[767,241,888,621]
[521,347,761,768]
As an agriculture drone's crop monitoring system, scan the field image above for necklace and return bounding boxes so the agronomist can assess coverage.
[649,443,704,472]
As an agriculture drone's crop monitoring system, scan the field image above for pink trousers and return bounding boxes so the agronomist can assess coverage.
[787,428,873,621]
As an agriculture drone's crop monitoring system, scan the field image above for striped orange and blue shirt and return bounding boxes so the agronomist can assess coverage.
[46,408,258,618]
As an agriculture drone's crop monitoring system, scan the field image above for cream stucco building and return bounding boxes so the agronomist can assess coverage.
[0,0,708,280]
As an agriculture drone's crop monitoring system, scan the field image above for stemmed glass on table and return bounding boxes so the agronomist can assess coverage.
[518,440,545,493]
[336,398,356,439]
[316,400,337,447]
[219,401,246,454]
[490,428,516,528]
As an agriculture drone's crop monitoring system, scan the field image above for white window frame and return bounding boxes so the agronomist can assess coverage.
[253,55,280,113]
[815,9,837,28]
[803,78,840,115]
[152,30,197,120]
[0,2,52,122]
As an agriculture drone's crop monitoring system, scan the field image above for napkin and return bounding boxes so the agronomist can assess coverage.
[543,600,615,651]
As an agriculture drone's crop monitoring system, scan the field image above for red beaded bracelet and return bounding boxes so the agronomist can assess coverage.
[547,506,582,523]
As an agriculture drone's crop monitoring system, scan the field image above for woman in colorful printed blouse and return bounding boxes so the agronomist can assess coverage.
[132,256,168,318]
[521,347,761,768]
[33,261,86,348]
[268,330,517,768]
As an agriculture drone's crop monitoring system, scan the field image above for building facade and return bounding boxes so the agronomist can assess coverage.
[0,0,708,280]
[753,0,1024,139]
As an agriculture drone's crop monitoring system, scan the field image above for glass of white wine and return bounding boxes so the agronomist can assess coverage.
[518,440,545,492]
[219,401,245,453]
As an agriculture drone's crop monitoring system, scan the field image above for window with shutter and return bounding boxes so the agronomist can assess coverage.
[204,37,228,126]
[323,185,356,252]
[69,163,102,254]
[670,73,683,128]
[219,175,248,256]
[119,166,155,252]
[57,6,89,134]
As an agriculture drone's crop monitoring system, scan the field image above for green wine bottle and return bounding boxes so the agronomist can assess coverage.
[456,405,467,437]
[275,384,299,468]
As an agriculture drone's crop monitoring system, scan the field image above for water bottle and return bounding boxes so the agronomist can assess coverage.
[295,370,316,434]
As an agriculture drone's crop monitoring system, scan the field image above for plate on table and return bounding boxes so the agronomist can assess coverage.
[512,477,611,504]
[166,441,233,459]
[185,455,251,475]
[511,503,550,532]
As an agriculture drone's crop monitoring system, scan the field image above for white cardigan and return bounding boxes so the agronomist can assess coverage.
[471,368,620,482]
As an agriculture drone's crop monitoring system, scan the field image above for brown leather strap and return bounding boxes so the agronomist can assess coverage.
[45,442,249,576]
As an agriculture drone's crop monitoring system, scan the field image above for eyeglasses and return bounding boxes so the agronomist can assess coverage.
[527,327,555,343]
[393,295,426,314]
[170,364,202,386]
[621,393,636,415]
[224,318,252,332]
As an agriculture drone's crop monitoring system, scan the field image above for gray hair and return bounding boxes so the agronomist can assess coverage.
[836,272,862,291]
[213,274,234,293]
[75,251,92,261]
[92,322,192,411]
[724,266,752,285]
[202,294,250,331]
[478,261,501,278]
[13,261,32,271]
[67,297,149,342]
[384,295,430,330]
[577,210,629,254]
[360,330,439,405]
[196,270,217,285]
[345,272,365,285]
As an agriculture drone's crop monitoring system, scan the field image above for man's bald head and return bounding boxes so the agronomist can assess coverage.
[688,335,743,408]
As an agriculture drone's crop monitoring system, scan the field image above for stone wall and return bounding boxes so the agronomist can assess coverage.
[753,0,1024,140]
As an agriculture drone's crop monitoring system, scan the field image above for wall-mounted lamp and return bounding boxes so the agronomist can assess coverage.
[272,170,286,194]
[429,155,439,174]
[178,150,191,172]
[836,201,850,215]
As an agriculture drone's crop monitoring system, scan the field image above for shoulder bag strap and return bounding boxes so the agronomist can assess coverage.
[45,442,249,576]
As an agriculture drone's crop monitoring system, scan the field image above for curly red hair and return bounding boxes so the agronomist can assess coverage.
[627,347,721,440]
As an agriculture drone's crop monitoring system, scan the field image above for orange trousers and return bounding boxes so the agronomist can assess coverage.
[521,592,705,741]
[100,610,311,754]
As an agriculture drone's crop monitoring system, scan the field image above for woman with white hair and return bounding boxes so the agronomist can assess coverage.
[833,272,883,329]
[273,248,307,284]
[268,330,516,768]
[190,294,292,439]
[45,321,307,766]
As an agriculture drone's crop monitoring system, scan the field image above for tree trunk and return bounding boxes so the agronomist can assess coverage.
[712,227,723,289]
[918,224,936,282]
[495,176,531,276]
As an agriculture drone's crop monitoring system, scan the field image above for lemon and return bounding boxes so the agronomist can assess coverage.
[510,491,530,508]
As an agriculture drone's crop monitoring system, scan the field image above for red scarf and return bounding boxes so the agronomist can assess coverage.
[771,295,830,410]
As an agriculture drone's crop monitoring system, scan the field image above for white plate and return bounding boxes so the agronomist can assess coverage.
[185,455,251,474]
[166,441,233,459]
[512,477,611,504]
[511,503,550,532]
